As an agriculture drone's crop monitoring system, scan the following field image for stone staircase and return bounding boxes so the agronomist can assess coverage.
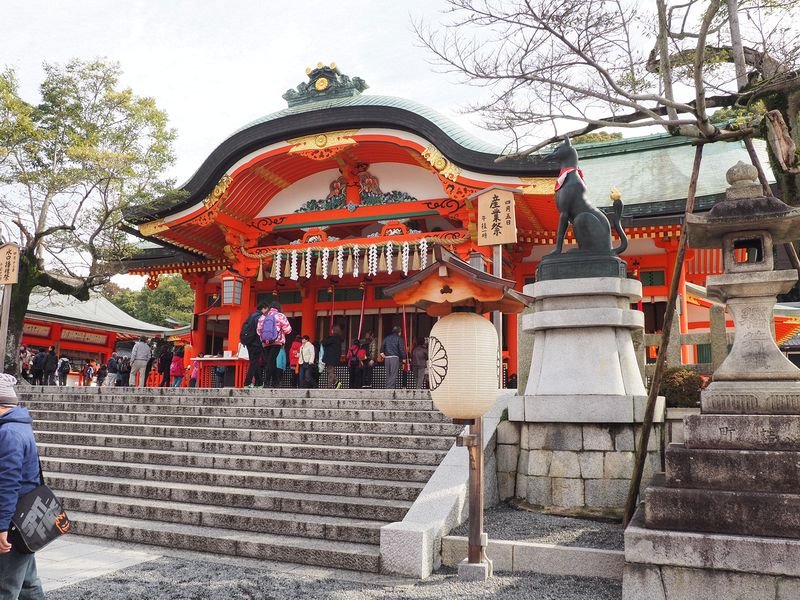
[17,386,461,573]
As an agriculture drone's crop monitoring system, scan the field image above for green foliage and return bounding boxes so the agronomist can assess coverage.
[710,102,767,130]
[659,367,704,408]
[572,132,623,145]
[102,275,194,327]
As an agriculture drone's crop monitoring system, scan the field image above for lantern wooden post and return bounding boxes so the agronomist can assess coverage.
[456,418,485,565]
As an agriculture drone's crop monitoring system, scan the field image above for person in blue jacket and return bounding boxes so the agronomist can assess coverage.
[0,374,45,599]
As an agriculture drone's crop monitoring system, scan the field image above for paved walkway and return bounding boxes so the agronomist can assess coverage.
[36,537,159,591]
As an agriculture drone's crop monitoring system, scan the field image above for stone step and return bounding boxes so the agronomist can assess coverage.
[49,472,411,521]
[665,444,800,494]
[27,409,460,436]
[19,392,434,411]
[684,414,800,451]
[21,385,430,399]
[42,456,425,501]
[644,476,800,539]
[21,400,451,423]
[34,430,448,465]
[38,443,437,482]
[33,420,455,451]
[58,491,384,544]
[66,511,381,572]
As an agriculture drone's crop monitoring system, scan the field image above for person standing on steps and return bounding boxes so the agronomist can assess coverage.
[56,356,71,387]
[157,346,173,388]
[242,303,269,388]
[411,338,428,389]
[362,331,378,388]
[346,339,366,389]
[298,335,316,389]
[43,347,57,387]
[104,353,119,388]
[258,301,292,389]
[130,336,151,388]
[0,374,46,600]
[321,324,344,389]
[170,347,186,388]
[289,335,302,388]
[381,326,407,389]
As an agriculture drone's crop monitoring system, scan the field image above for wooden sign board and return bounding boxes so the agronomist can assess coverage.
[477,188,518,247]
[0,244,19,285]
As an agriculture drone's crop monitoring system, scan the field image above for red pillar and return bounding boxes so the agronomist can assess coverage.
[227,277,251,352]
[301,281,316,338]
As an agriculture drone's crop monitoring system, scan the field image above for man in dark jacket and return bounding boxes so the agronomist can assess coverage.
[0,374,46,599]
[43,347,58,386]
[380,326,407,389]
[157,346,173,388]
[321,325,344,389]
[243,303,269,388]
[104,353,119,388]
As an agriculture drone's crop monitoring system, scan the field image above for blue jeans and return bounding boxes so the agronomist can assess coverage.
[0,546,45,600]
[299,364,314,388]
[172,376,183,388]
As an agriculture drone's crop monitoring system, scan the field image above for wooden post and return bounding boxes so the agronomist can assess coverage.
[623,144,705,526]
[0,284,12,374]
[493,246,503,356]
[467,418,485,563]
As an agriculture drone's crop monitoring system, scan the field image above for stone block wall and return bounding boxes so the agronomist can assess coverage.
[495,421,521,501]
[515,423,662,514]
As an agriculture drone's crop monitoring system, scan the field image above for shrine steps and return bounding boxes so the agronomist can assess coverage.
[17,386,460,573]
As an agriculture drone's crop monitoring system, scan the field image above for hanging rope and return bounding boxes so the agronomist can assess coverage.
[401,303,410,374]
[329,285,335,335]
[357,283,367,340]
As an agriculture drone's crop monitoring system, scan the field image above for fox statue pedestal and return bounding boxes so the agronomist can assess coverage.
[508,276,663,516]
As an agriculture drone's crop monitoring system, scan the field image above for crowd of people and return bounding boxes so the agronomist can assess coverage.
[242,302,429,390]
[16,303,433,390]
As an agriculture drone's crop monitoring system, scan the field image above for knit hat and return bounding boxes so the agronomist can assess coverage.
[0,373,18,406]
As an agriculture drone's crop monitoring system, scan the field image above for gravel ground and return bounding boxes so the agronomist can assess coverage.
[450,503,624,550]
[47,557,621,600]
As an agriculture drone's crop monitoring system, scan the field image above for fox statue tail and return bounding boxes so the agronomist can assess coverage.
[611,198,628,256]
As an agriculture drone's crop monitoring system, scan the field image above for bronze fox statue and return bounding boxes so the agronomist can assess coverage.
[546,137,628,256]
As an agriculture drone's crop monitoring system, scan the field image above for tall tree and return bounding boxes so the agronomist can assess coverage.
[0,59,176,372]
[102,275,194,327]
[417,0,800,201]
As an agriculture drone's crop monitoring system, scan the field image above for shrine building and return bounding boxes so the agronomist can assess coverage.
[124,64,800,386]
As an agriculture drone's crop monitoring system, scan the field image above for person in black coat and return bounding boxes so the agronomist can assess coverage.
[157,346,173,387]
[43,346,58,386]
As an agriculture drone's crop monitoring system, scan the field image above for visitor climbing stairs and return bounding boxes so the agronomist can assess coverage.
[17,386,462,573]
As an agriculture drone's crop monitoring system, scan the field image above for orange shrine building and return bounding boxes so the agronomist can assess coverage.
[124,65,800,386]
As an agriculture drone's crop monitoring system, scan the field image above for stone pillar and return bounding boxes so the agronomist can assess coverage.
[709,303,727,371]
[516,300,536,394]
[666,306,682,368]
[508,277,664,517]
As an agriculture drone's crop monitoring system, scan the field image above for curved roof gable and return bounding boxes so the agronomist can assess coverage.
[127,65,556,225]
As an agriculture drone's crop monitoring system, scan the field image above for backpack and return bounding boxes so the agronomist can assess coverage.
[58,360,71,375]
[260,312,279,344]
[348,345,362,368]
[240,311,260,345]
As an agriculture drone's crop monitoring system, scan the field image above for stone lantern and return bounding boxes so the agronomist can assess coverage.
[623,162,800,598]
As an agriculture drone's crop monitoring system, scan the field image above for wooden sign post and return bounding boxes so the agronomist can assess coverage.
[474,187,519,371]
[0,244,20,374]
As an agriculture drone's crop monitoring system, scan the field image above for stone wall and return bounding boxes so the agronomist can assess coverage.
[516,423,662,514]
[495,420,521,501]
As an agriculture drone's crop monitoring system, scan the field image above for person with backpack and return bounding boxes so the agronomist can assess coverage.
[346,339,367,389]
[30,351,46,386]
[43,347,58,386]
[82,361,95,386]
[117,357,131,387]
[96,364,108,387]
[242,303,269,388]
[56,356,71,387]
[0,374,47,599]
[104,353,119,387]
[258,301,292,388]
[170,347,186,388]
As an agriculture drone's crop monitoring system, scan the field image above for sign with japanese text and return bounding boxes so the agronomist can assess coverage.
[61,329,108,346]
[23,323,51,338]
[477,188,517,246]
[0,244,20,285]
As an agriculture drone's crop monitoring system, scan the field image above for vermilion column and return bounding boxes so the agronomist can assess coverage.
[227,277,252,352]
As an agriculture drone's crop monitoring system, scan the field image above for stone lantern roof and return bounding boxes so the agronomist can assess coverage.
[687,161,800,248]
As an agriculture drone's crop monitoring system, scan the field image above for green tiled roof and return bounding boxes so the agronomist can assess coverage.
[231,94,502,155]
[577,135,775,208]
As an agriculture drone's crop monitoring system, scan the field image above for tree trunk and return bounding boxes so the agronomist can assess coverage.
[764,88,800,206]
[4,253,37,375]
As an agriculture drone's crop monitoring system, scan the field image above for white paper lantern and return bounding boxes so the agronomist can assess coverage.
[427,312,499,420]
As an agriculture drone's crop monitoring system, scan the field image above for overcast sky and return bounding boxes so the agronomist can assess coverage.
[3,0,505,183]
